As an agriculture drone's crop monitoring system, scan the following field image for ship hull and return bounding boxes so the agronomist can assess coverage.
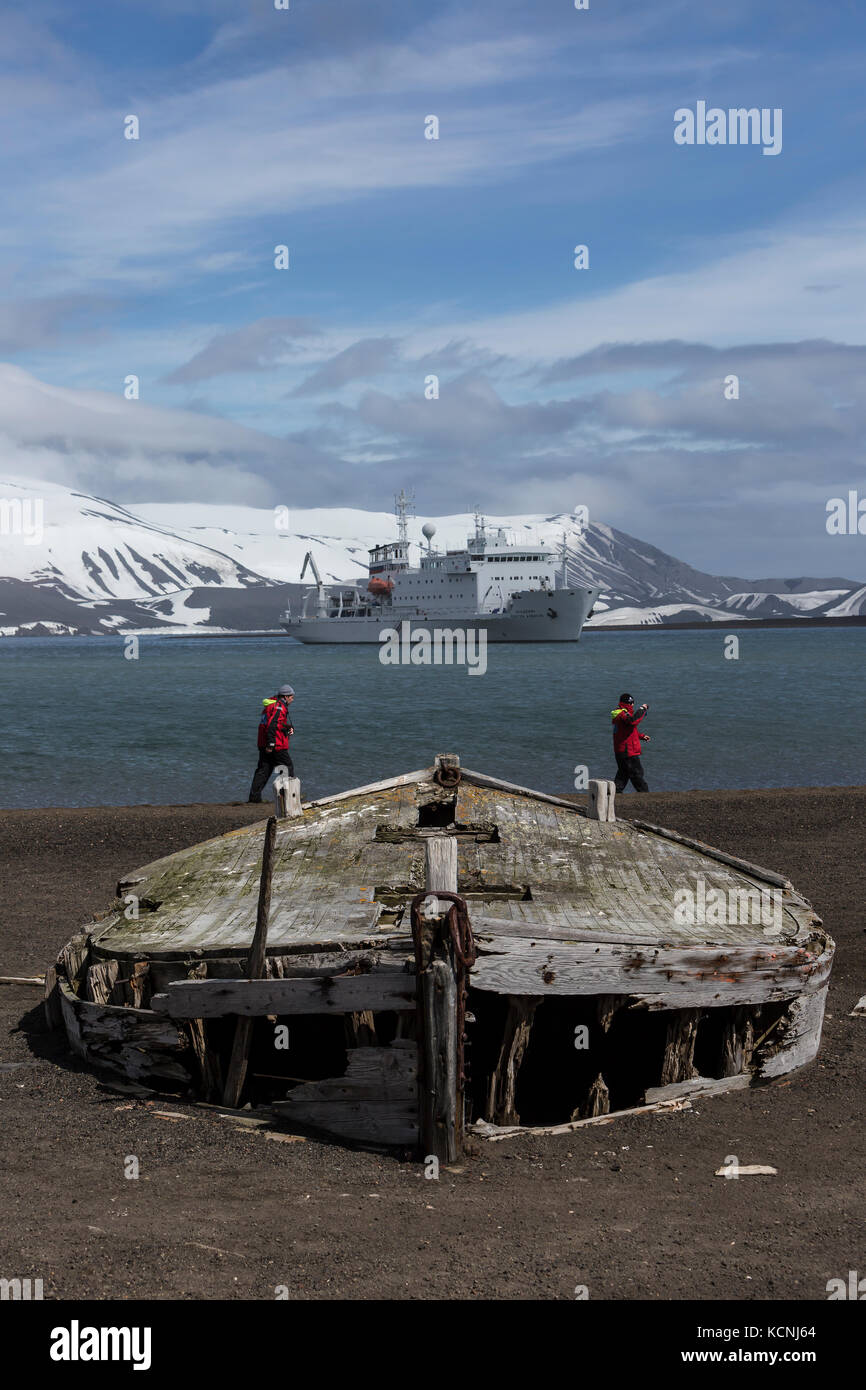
[281,588,599,643]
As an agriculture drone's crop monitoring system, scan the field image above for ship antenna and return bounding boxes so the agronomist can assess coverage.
[395,489,415,545]
[560,529,570,586]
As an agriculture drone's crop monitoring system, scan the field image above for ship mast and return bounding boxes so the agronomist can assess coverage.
[559,530,570,586]
[394,489,414,546]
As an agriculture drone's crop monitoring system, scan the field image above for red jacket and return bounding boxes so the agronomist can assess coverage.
[258,697,293,752]
[611,702,646,756]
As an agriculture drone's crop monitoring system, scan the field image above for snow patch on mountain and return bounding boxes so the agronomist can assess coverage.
[1,478,863,634]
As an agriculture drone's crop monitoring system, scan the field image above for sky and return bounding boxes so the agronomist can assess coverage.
[0,0,865,579]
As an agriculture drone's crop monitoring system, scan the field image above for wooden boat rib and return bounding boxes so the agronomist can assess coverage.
[45,755,833,1155]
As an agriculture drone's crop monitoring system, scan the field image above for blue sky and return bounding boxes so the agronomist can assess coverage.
[1,0,865,577]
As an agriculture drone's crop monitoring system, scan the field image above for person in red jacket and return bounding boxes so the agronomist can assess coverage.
[248,684,295,802]
[611,692,650,792]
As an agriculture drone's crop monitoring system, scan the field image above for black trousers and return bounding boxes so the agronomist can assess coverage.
[614,751,648,793]
[248,749,294,802]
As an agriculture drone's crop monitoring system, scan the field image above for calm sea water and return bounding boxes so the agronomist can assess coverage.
[0,628,863,808]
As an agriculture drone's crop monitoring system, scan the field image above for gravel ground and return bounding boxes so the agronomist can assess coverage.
[0,788,863,1301]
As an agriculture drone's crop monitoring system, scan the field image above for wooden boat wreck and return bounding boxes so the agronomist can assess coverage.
[45,756,834,1158]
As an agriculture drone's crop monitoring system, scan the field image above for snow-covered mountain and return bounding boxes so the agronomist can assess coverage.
[0,477,863,635]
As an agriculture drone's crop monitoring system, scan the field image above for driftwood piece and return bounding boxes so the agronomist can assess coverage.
[660,1009,700,1085]
[273,1040,418,1145]
[645,1074,752,1104]
[472,1096,691,1140]
[485,996,541,1125]
[223,816,277,1107]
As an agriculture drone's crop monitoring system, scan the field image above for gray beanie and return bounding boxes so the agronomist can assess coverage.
[277,684,295,697]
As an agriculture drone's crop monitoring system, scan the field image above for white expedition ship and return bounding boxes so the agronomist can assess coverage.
[280,493,599,643]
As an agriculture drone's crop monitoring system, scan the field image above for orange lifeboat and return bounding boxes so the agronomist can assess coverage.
[367,576,394,596]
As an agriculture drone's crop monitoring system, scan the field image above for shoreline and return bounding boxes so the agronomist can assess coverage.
[1,782,864,815]
[4,614,865,639]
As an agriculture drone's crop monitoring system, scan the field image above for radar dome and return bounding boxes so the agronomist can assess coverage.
[421,522,437,540]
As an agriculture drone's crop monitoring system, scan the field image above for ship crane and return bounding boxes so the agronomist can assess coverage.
[300,551,328,618]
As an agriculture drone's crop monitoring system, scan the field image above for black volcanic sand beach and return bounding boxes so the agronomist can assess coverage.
[1,789,864,1301]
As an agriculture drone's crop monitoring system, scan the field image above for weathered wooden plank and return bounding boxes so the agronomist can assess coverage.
[470,935,832,1007]
[57,979,189,1083]
[630,819,792,889]
[58,932,90,991]
[86,960,121,1005]
[757,984,828,1078]
[302,768,432,809]
[273,1040,418,1145]
[459,768,584,813]
[153,971,416,1019]
[645,1073,752,1103]
[425,836,458,894]
[472,1096,691,1140]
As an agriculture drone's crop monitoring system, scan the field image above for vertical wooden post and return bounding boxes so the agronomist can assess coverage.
[588,779,616,821]
[660,1009,700,1085]
[273,770,302,819]
[418,833,460,1163]
[420,958,458,1163]
[720,1007,755,1076]
[222,816,278,1107]
[424,836,457,910]
[485,996,540,1125]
